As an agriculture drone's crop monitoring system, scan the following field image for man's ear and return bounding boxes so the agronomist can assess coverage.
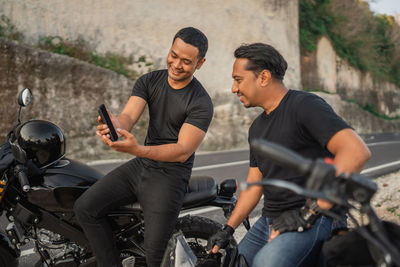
[259,70,272,86]
[196,58,206,70]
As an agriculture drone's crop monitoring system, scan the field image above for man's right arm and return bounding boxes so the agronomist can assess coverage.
[227,167,263,228]
[117,96,147,131]
[208,167,263,253]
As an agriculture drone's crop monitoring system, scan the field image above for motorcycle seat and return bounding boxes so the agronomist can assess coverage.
[183,176,217,208]
[120,176,217,211]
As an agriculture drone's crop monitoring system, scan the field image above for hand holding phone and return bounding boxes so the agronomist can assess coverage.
[97,104,118,141]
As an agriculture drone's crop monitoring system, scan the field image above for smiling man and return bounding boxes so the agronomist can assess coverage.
[207,43,371,266]
[74,27,213,267]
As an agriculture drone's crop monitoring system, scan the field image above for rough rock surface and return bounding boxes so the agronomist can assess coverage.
[1,38,400,162]
[370,170,400,224]
[0,0,302,94]
[302,36,400,117]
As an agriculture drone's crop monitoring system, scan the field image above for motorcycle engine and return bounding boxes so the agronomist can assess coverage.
[36,229,84,267]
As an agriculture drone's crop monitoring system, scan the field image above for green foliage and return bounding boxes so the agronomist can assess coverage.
[38,36,91,61]
[0,15,24,41]
[37,36,152,80]
[346,99,400,120]
[299,0,400,88]
[387,206,399,214]
[299,0,331,52]
[89,52,138,79]
[0,14,149,80]
[363,103,400,120]
[305,89,399,120]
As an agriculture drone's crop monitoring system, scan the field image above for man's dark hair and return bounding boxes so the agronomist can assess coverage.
[173,27,208,59]
[234,43,288,80]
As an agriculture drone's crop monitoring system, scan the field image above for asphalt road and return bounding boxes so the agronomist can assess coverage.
[10,133,400,266]
[91,133,400,180]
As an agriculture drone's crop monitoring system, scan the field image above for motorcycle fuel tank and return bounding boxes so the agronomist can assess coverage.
[27,158,104,211]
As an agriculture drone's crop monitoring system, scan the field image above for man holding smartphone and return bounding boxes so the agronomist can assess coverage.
[74,27,213,267]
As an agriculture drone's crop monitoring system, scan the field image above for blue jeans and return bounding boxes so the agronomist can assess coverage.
[238,215,333,267]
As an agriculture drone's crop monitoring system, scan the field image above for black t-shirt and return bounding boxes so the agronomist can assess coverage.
[131,70,213,178]
[248,90,350,217]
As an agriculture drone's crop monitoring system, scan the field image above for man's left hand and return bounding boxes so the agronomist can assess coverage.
[100,128,143,156]
[270,209,307,241]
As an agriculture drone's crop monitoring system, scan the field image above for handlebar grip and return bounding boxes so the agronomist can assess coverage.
[15,164,31,192]
[250,139,313,175]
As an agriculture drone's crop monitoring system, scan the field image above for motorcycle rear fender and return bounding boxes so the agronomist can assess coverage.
[0,231,19,258]
[207,195,237,219]
[208,195,251,229]
[208,195,237,208]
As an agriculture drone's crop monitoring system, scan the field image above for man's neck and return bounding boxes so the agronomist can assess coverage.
[262,85,288,115]
[168,76,193,90]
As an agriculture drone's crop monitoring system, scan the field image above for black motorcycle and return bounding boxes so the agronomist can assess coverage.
[248,139,400,267]
[0,88,244,267]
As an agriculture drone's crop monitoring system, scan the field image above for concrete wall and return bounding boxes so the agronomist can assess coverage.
[0,0,302,162]
[302,36,400,118]
[0,38,259,162]
[313,92,400,134]
[0,39,138,161]
[0,0,302,94]
[2,2,399,163]
[2,37,399,163]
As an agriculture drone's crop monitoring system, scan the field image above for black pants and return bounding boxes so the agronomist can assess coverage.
[74,158,188,267]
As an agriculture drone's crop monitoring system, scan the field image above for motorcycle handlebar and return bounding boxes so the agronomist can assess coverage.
[248,139,400,266]
[14,164,31,192]
[249,139,377,205]
[242,179,327,200]
[250,139,313,175]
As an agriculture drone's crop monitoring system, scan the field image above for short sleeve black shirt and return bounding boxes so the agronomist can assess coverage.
[131,70,213,178]
[248,90,350,217]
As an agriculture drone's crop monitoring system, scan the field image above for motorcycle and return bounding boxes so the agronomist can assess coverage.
[0,88,245,267]
[247,139,400,267]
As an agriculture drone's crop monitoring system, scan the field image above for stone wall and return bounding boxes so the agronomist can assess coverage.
[0,38,259,162]
[2,2,400,162]
[1,38,399,163]
[0,0,302,94]
[313,92,400,134]
[0,38,142,161]
[302,36,400,118]
[0,0,302,161]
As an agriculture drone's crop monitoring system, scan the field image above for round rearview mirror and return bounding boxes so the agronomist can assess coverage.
[18,88,33,107]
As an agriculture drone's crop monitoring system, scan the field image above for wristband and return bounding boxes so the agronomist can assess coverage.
[301,200,321,227]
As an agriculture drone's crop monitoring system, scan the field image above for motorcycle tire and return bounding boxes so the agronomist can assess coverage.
[174,215,237,267]
[0,245,18,267]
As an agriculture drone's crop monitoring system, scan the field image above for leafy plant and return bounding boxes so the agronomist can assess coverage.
[38,36,91,61]
[37,36,151,80]
[346,98,400,120]
[299,0,400,88]
[387,206,399,214]
[90,52,139,79]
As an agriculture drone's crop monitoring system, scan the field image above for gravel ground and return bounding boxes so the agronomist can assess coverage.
[370,170,400,224]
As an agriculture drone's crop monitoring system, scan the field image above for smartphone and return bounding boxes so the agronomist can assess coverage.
[97,104,118,141]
